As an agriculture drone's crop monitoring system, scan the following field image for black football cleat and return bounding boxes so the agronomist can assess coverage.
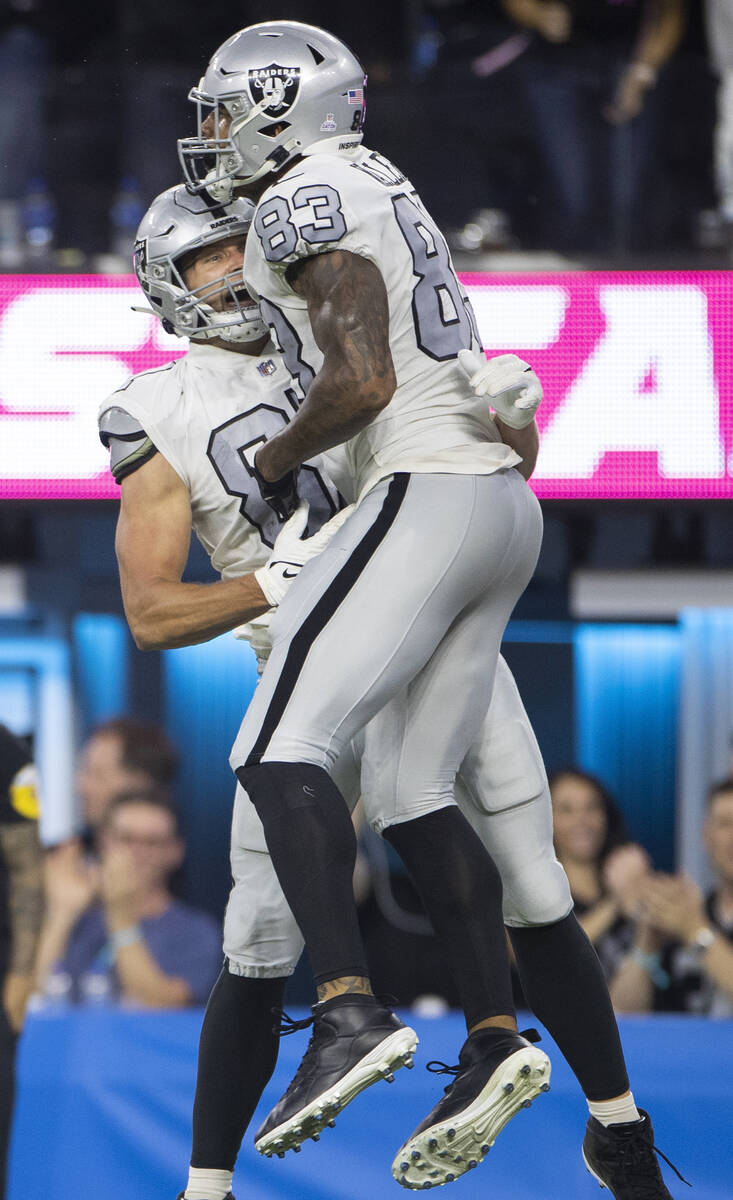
[175,1194,234,1199]
[254,995,418,1158]
[582,1109,690,1198]
[392,1026,550,1189]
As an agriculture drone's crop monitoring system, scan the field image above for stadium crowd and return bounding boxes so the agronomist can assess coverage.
[0,0,730,266]
[4,718,727,1021]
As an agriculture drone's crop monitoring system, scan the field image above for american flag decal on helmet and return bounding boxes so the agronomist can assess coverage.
[257,359,277,376]
[347,88,364,105]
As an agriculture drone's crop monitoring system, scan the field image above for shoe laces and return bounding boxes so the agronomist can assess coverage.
[425,1028,540,1095]
[608,1126,690,1195]
[426,1059,461,1077]
[271,1009,325,1098]
[425,1026,540,1077]
[272,1009,314,1038]
[425,1058,462,1095]
[653,1146,690,1190]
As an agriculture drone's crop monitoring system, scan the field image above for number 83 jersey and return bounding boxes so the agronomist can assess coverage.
[245,145,521,499]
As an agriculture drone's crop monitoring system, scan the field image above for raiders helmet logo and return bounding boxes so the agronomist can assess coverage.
[248,64,301,117]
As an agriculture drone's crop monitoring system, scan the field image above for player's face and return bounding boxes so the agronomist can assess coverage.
[704,792,733,885]
[181,234,249,312]
[551,776,607,865]
[202,105,232,140]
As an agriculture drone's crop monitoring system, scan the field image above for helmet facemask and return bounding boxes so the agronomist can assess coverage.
[176,251,267,344]
[133,186,268,344]
[178,88,300,201]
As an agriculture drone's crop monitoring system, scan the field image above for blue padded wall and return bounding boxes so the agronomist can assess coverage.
[163,633,259,917]
[73,613,130,728]
[575,623,682,870]
[9,1009,730,1200]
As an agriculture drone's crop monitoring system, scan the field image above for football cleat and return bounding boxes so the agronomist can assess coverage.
[175,1193,234,1199]
[582,1109,690,1198]
[392,1026,550,1189]
[254,995,418,1158]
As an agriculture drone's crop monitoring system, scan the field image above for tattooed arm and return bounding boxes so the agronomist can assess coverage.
[254,250,397,482]
[0,821,44,1031]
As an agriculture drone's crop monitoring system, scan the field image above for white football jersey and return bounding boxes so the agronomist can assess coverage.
[98,340,342,580]
[244,145,520,498]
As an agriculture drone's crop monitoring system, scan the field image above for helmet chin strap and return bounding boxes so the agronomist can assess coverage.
[199,303,267,343]
[218,323,267,344]
[243,136,302,183]
[204,135,302,201]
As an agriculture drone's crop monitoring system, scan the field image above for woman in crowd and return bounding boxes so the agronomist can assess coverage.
[549,768,651,981]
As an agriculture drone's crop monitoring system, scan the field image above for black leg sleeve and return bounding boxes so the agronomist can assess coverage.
[191,965,286,1170]
[238,762,369,986]
[384,808,515,1030]
[509,912,630,1102]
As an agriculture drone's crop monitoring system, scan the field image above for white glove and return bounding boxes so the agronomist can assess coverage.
[254,501,355,607]
[458,348,542,430]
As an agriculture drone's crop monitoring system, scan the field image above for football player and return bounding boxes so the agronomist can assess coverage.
[101,186,552,1200]
[174,21,681,1200]
[182,16,549,1167]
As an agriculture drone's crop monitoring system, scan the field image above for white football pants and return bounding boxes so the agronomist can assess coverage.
[224,469,572,976]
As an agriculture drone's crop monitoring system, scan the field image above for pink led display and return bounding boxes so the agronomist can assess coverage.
[0,271,731,499]
[465,271,733,499]
[0,275,185,500]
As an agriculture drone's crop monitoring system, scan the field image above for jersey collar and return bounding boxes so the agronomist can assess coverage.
[187,338,275,368]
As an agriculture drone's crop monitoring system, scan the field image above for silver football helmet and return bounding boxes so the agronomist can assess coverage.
[178,21,366,197]
[133,184,267,343]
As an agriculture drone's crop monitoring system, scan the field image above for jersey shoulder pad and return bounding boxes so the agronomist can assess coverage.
[251,158,369,270]
[98,404,157,484]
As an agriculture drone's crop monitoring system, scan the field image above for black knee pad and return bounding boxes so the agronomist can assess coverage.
[236,761,365,986]
[237,761,336,823]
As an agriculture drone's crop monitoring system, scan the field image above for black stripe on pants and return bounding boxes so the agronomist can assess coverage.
[245,472,410,768]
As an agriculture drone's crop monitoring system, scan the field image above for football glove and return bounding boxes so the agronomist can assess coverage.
[252,450,300,522]
[254,501,355,607]
[458,348,542,430]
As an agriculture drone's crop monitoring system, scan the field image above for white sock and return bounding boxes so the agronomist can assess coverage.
[184,1166,233,1200]
[588,1092,641,1128]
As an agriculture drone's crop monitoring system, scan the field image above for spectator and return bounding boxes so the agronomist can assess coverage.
[106,1,247,265]
[611,777,733,1014]
[75,716,179,833]
[394,1,530,243]
[703,0,733,254]
[501,0,686,254]
[550,768,651,979]
[36,789,220,1007]
[0,724,43,1200]
[0,1,52,267]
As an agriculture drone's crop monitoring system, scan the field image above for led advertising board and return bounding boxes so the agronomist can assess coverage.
[0,272,730,499]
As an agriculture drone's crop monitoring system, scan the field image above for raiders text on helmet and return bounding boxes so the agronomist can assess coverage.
[133,184,268,344]
[178,21,366,196]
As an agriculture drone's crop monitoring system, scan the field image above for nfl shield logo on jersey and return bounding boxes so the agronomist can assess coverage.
[248,65,301,117]
[257,359,277,377]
